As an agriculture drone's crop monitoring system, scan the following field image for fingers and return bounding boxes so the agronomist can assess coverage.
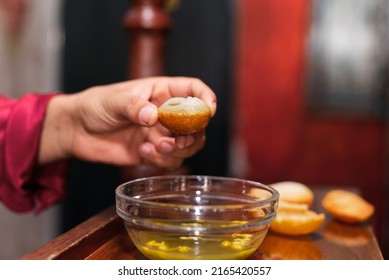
[81,77,214,171]
[139,141,183,170]
[105,77,217,128]
[100,81,159,127]
[120,82,159,126]
[138,104,158,126]
[138,132,206,170]
[175,135,196,149]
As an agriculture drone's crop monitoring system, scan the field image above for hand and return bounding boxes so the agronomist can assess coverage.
[39,77,217,171]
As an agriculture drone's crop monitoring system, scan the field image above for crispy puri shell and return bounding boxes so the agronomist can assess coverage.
[158,97,211,135]
[321,189,374,223]
[271,181,314,206]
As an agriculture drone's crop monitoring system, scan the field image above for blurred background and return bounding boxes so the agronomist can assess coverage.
[0,0,388,259]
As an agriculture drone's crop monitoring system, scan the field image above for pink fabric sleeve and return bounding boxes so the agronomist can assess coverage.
[0,93,69,213]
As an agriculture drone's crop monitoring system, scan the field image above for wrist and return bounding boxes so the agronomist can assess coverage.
[38,94,77,165]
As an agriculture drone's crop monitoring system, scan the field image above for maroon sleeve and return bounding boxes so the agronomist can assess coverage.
[0,93,69,213]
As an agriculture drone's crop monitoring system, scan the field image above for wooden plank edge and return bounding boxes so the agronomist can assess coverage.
[20,205,122,260]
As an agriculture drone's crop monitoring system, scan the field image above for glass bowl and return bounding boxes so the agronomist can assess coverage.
[115,175,279,260]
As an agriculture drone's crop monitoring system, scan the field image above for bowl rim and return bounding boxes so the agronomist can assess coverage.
[116,175,279,233]
[115,175,279,209]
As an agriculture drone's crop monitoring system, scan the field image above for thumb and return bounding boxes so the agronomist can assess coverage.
[135,103,158,126]
[104,80,158,126]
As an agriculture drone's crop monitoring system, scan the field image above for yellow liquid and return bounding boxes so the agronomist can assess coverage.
[125,221,268,260]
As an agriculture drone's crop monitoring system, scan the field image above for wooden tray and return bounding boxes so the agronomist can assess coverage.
[21,187,383,260]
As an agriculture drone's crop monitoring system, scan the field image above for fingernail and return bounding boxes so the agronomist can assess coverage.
[160,142,174,154]
[176,135,195,149]
[139,105,157,125]
[186,135,195,146]
[140,143,152,156]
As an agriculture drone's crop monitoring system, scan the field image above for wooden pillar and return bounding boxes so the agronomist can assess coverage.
[124,0,172,79]
[122,0,177,180]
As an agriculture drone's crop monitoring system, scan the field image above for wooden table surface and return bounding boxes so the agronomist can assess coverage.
[21,187,383,260]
